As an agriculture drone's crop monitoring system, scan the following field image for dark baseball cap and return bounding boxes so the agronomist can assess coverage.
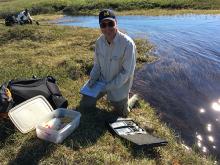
[99,9,116,24]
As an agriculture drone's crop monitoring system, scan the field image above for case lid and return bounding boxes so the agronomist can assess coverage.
[108,118,168,147]
[9,95,53,133]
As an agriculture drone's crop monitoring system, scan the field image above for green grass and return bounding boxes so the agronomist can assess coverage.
[0,17,216,164]
[117,8,220,16]
[0,0,220,18]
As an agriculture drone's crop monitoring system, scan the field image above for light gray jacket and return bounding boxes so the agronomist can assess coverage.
[90,30,136,101]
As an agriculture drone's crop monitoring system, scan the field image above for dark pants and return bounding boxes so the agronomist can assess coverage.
[19,19,32,25]
[79,93,129,117]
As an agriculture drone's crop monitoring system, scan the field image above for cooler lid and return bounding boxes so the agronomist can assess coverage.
[9,95,53,133]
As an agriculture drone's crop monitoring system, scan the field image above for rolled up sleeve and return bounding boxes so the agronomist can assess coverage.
[89,42,101,82]
[106,41,136,90]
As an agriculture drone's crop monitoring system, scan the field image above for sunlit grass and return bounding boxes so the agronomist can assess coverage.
[117,9,220,16]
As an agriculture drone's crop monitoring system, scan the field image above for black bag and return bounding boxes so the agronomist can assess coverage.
[5,15,17,26]
[8,76,68,109]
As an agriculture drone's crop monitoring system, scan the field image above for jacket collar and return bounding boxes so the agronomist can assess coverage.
[103,30,119,46]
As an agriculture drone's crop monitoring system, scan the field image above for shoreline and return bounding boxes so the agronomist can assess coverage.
[1,8,220,19]
[72,9,220,16]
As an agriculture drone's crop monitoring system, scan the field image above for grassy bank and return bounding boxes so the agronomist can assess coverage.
[0,16,216,164]
[117,8,220,16]
[0,0,220,18]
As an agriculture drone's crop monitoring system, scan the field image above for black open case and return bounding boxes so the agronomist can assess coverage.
[107,118,168,148]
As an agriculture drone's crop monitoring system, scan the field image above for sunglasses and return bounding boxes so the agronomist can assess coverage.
[100,21,115,28]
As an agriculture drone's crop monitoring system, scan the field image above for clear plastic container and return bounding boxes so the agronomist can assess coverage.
[8,95,81,143]
[36,108,81,143]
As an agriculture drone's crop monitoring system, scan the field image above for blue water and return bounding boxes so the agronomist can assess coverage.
[56,15,220,159]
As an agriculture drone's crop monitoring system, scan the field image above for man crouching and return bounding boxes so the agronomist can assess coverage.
[17,9,33,25]
[80,9,136,117]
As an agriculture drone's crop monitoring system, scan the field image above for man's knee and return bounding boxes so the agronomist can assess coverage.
[111,98,129,117]
[79,95,97,110]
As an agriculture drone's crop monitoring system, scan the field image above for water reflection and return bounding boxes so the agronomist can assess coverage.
[202,146,207,153]
[195,133,215,154]
[199,108,206,113]
[206,123,212,132]
[212,101,220,112]
[195,98,220,156]
[208,136,214,143]
[197,141,202,147]
[196,134,203,141]
[130,15,220,159]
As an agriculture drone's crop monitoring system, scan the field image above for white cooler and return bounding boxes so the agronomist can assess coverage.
[8,95,81,143]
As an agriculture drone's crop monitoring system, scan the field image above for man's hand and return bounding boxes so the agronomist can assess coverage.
[88,79,96,88]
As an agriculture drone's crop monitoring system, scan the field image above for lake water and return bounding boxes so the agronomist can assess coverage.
[56,15,220,159]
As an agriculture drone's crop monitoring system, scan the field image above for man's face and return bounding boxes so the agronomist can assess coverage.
[100,19,117,40]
